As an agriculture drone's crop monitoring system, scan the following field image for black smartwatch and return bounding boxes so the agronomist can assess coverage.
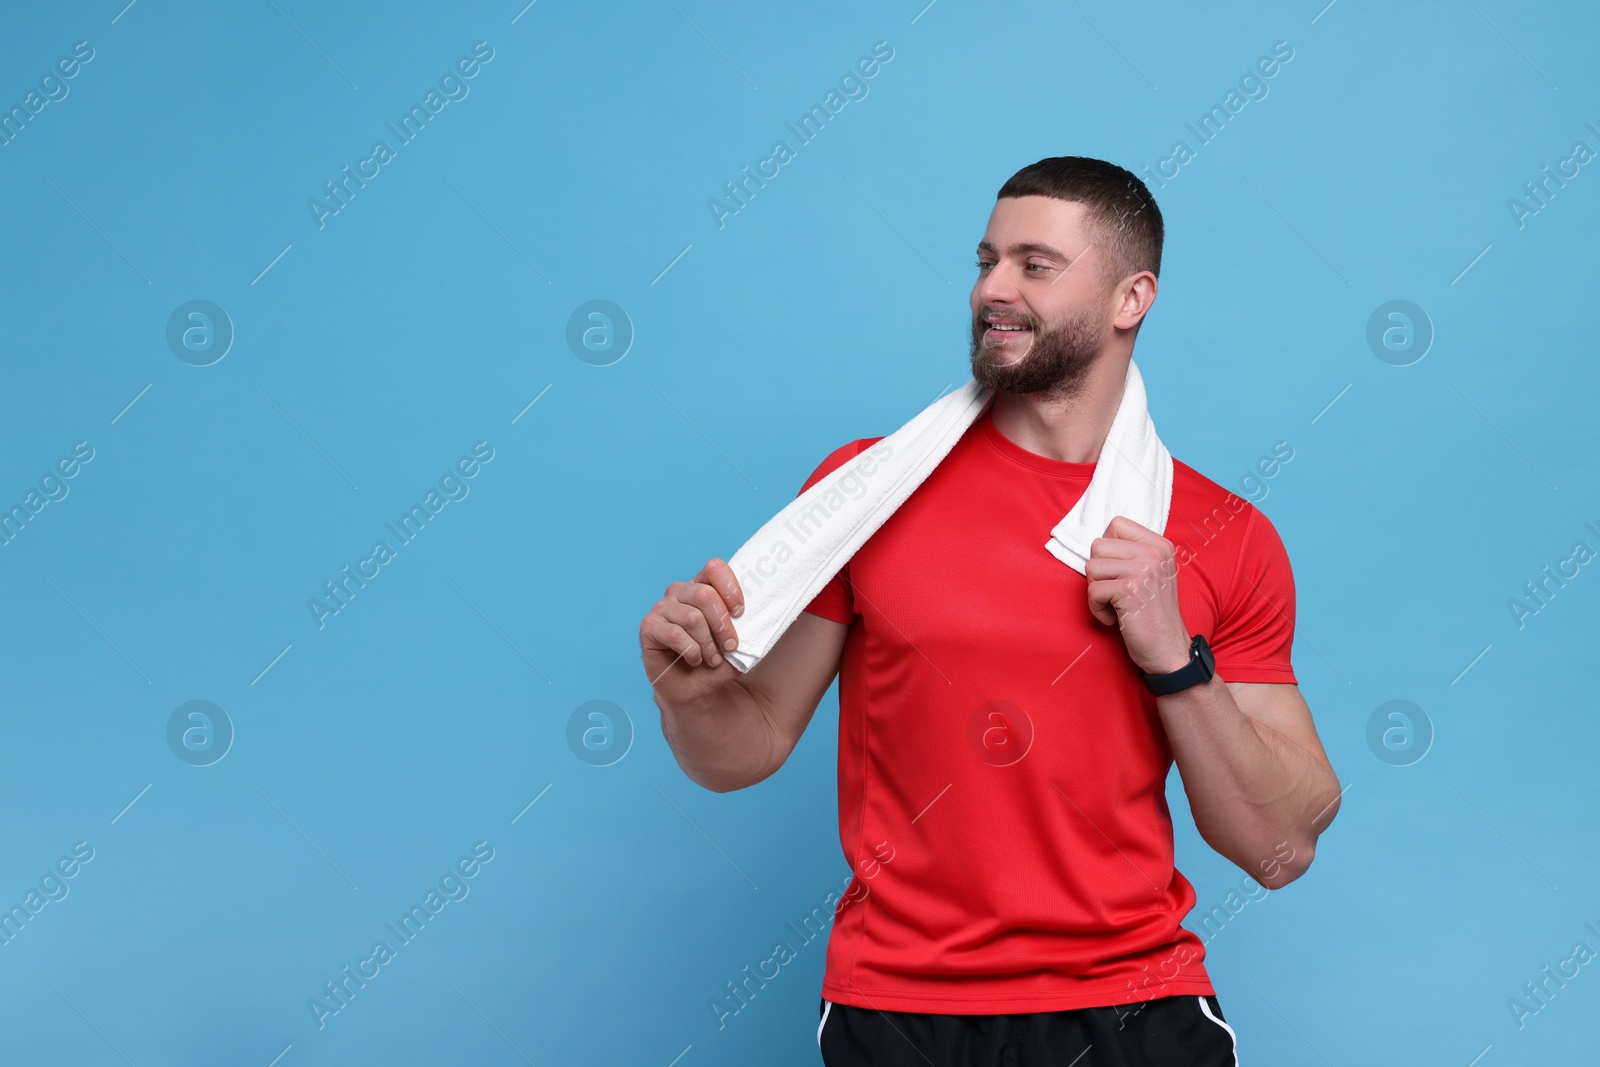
[1140,634,1215,696]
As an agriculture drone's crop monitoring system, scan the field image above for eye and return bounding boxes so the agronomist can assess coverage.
[975,261,992,271]
[1026,263,1050,273]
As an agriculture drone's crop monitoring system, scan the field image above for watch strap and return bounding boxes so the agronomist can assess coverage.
[1141,634,1215,696]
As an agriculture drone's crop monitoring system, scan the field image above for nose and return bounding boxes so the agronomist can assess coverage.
[974,260,1020,309]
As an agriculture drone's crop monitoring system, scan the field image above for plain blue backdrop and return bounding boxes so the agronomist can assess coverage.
[0,0,1596,1063]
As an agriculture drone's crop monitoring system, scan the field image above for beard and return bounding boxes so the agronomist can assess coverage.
[968,304,1104,401]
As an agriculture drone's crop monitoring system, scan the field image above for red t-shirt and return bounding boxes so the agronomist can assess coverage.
[798,398,1298,1014]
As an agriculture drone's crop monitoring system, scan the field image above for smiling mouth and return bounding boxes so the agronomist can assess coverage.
[983,320,1032,340]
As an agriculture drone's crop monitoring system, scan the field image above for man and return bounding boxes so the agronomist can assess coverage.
[640,156,1340,1065]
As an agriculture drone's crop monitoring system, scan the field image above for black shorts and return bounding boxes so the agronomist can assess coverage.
[817,993,1238,1066]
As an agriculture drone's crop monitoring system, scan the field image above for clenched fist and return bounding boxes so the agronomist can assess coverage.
[1085,516,1193,676]
[639,557,745,699]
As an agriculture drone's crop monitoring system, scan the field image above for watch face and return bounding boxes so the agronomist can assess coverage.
[1196,635,1215,674]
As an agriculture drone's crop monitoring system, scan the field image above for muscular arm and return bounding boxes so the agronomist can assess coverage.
[1087,515,1340,889]
[652,606,849,793]
[1157,677,1341,888]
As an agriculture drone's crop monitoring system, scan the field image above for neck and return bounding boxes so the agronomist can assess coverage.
[986,355,1130,464]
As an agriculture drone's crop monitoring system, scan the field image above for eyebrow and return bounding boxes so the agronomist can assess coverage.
[976,240,1073,260]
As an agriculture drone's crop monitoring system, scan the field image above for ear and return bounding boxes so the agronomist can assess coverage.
[1112,271,1158,331]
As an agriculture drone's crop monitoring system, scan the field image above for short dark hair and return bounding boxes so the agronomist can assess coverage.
[995,156,1163,285]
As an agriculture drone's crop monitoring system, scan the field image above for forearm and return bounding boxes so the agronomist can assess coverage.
[656,675,782,793]
[1156,675,1339,885]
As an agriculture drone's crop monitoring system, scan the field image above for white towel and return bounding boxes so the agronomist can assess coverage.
[723,360,1172,673]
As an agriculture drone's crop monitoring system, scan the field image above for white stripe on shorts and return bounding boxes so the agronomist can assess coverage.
[1197,996,1239,1065]
[818,1000,833,1047]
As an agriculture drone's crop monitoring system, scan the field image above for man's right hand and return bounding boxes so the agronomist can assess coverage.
[639,557,746,699]
[643,556,846,792]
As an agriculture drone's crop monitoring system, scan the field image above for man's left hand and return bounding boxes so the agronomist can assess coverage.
[1085,515,1194,676]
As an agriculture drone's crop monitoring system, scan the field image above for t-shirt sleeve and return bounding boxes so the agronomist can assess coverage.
[1209,505,1299,684]
[794,439,875,625]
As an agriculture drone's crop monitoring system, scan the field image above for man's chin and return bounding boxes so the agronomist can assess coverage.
[971,346,1034,385]
[969,350,1096,398]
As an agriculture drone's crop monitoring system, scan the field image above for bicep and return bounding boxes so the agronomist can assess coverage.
[740,611,849,761]
[1225,680,1333,775]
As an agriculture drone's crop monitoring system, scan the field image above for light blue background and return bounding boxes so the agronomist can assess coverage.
[1,0,1596,1063]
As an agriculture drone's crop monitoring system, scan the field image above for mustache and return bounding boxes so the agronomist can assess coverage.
[974,309,1038,329]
